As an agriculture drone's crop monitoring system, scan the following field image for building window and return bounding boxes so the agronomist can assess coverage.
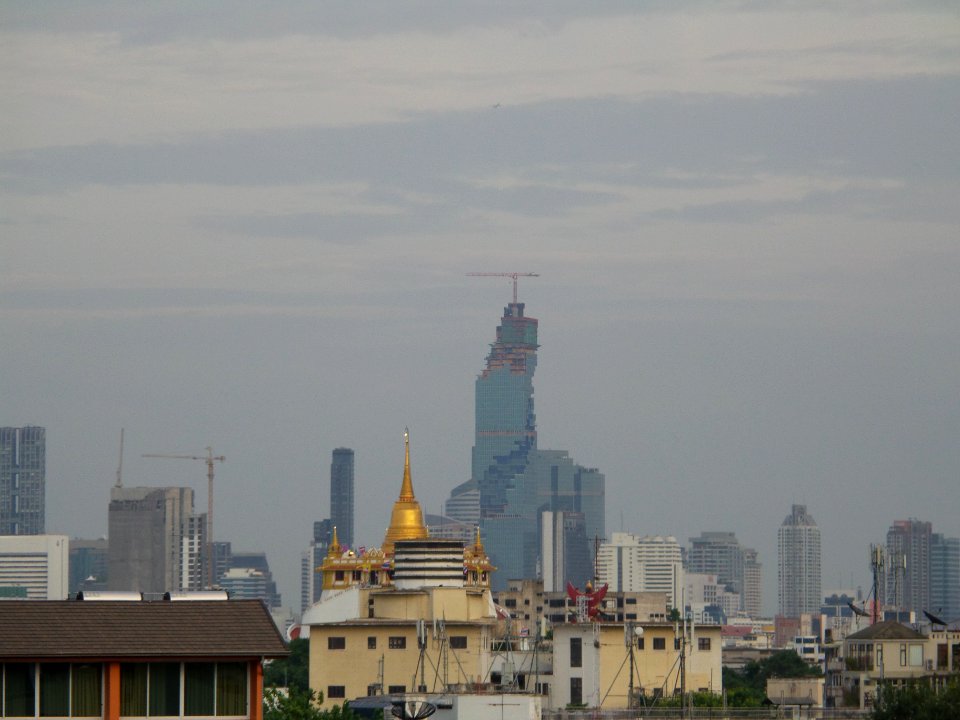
[149,663,181,717]
[674,638,681,650]
[909,645,923,667]
[449,636,467,649]
[116,662,246,718]
[900,644,907,666]
[327,637,346,650]
[367,637,377,649]
[4,664,36,717]
[570,638,582,668]
[387,685,406,694]
[636,638,644,650]
[570,677,583,706]
[185,663,216,715]
[653,637,666,650]
[698,638,711,651]
[388,637,406,649]
[504,598,517,608]
[327,686,345,699]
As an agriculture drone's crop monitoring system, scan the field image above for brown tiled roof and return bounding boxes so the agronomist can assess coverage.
[0,600,289,659]
[846,620,925,641]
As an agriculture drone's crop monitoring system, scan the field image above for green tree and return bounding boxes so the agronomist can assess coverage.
[263,688,357,720]
[264,638,310,691]
[871,677,960,720]
[722,650,822,707]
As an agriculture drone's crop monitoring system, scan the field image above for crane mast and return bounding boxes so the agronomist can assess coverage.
[142,447,225,588]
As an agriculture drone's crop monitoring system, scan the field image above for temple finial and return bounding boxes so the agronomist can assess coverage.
[399,427,414,501]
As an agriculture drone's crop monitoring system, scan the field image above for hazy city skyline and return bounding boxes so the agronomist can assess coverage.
[2,3,958,612]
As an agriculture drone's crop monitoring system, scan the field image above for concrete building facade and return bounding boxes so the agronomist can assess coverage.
[0,534,69,599]
[551,621,722,709]
[107,486,203,594]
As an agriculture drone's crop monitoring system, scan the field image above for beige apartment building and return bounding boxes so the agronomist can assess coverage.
[552,621,723,709]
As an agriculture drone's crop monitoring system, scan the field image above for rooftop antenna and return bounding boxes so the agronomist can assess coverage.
[115,428,125,488]
[467,272,539,304]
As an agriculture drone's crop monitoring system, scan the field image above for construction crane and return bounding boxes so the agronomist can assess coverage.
[467,272,539,304]
[143,447,225,588]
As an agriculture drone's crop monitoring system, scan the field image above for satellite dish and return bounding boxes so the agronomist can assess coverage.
[924,610,947,626]
[634,626,644,636]
[391,701,436,719]
[847,601,869,618]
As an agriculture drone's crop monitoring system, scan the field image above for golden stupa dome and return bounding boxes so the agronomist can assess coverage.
[382,427,428,555]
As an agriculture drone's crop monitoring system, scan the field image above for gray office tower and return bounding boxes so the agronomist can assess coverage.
[330,448,355,549]
[456,298,604,589]
[1,426,46,535]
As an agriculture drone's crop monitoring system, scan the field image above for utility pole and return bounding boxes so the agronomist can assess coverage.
[143,447,225,588]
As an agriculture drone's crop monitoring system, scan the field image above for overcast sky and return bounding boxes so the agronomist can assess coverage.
[2,1,958,614]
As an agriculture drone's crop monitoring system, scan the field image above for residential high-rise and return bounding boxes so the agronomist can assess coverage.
[330,448,355,549]
[597,532,684,608]
[687,532,745,597]
[686,531,762,616]
[459,298,604,589]
[107,486,205,594]
[886,519,932,616]
[778,504,822,617]
[931,533,960,621]
[0,426,46,535]
[742,547,763,618]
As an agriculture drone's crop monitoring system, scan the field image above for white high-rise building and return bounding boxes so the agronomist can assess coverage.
[597,532,684,607]
[0,534,69,599]
[778,504,821,617]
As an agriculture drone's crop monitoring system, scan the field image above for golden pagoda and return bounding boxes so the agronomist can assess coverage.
[381,427,428,555]
[464,525,496,587]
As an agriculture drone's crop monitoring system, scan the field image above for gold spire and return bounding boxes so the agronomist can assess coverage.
[382,427,428,555]
[473,525,484,552]
[327,526,341,557]
[399,427,414,501]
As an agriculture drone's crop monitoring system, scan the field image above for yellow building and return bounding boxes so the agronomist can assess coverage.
[551,621,723,709]
[304,430,498,709]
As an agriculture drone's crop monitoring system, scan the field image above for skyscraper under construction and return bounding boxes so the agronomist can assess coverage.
[449,295,604,589]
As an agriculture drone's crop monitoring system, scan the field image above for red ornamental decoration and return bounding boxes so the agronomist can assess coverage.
[566,581,608,622]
